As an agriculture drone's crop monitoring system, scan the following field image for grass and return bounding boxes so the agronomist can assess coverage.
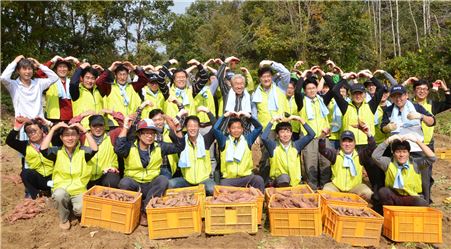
[434,110,451,137]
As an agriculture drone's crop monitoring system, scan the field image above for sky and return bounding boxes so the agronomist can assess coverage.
[170,0,194,14]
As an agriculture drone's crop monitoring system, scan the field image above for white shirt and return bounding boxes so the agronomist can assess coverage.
[1,62,58,118]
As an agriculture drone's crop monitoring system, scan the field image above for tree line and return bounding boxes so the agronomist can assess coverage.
[1,0,450,82]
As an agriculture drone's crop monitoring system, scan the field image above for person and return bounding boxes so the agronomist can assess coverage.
[6,117,54,199]
[168,107,217,195]
[156,59,209,118]
[148,108,181,179]
[216,56,254,134]
[286,79,301,141]
[69,62,105,129]
[115,116,185,226]
[140,72,166,119]
[319,128,375,202]
[328,84,350,149]
[38,56,79,123]
[261,116,315,187]
[294,68,334,190]
[1,55,58,121]
[96,61,148,126]
[40,122,98,230]
[252,62,290,185]
[213,112,265,193]
[408,78,450,203]
[372,134,436,207]
[332,70,384,146]
[80,115,121,189]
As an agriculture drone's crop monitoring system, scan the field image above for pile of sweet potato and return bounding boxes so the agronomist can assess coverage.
[322,194,366,203]
[332,206,375,217]
[4,197,47,223]
[266,187,311,197]
[148,192,197,208]
[210,187,261,204]
[270,194,318,208]
[89,189,135,202]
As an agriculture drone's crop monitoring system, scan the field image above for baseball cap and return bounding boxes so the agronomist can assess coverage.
[350,83,365,93]
[340,130,355,141]
[146,73,159,83]
[88,115,105,126]
[390,85,406,96]
[136,119,161,133]
[363,80,374,87]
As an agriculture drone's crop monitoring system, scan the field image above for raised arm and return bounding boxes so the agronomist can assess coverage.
[245,115,263,147]
[293,117,315,152]
[331,79,349,114]
[189,60,209,97]
[270,61,290,92]
[261,121,277,157]
[213,115,228,151]
[69,66,85,101]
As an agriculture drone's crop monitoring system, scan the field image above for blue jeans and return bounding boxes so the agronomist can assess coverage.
[168,177,215,196]
[160,166,172,180]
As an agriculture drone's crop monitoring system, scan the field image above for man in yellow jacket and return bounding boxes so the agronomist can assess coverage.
[115,116,185,226]
[41,122,98,230]
[319,129,375,202]
[372,134,436,207]
[168,106,217,195]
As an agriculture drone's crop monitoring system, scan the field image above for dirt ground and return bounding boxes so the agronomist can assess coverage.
[1,135,450,249]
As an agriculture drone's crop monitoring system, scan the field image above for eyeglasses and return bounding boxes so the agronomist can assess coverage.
[416,87,429,92]
[25,129,39,135]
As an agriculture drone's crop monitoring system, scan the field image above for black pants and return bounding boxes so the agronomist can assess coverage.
[118,176,168,213]
[87,172,121,189]
[378,187,428,206]
[20,169,51,199]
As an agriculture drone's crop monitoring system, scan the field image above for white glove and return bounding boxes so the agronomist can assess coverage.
[401,133,419,143]
[387,134,402,144]
[385,122,398,132]
[259,60,273,68]
[407,112,423,120]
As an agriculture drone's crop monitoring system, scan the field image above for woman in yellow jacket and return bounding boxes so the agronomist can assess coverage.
[41,122,98,230]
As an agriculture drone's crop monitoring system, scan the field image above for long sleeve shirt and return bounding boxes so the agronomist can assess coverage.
[6,129,30,155]
[294,75,335,111]
[332,77,384,115]
[41,145,97,162]
[1,62,58,118]
[371,142,436,173]
[319,135,376,166]
[270,61,291,93]
[262,122,315,157]
[114,133,185,167]
[380,102,435,133]
[95,67,148,97]
[213,116,262,151]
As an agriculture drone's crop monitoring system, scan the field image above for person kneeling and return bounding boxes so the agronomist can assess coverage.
[115,116,185,226]
[261,115,315,187]
[41,122,98,230]
[372,134,435,206]
[168,106,216,195]
[213,111,264,193]
[319,128,375,202]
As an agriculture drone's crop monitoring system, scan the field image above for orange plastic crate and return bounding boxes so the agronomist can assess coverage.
[323,204,383,247]
[165,184,206,218]
[317,190,368,222]
[383,205,442,243]
[264,184,314,204]
[81,185,142,234]
[146,196,202,239]
[267,193,322,237]
[213,185,264,224]
[204,196,258,235]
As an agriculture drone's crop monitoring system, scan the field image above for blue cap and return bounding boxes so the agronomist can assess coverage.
[350,83,365,93]
[390,85,406,95]
[340,130,355,141]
